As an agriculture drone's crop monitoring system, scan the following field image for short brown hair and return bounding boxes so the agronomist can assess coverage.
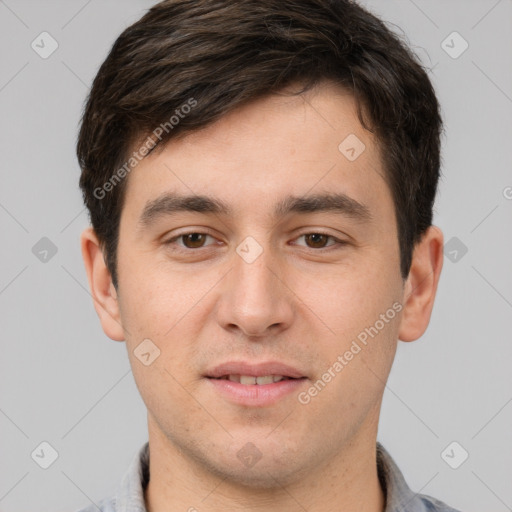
[77,0,442,288]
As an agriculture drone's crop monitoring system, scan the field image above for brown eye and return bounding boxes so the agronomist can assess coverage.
[304,233,330,248]
[181,233,208,248]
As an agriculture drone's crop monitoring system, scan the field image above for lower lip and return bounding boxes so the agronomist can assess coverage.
[206,378,307,407]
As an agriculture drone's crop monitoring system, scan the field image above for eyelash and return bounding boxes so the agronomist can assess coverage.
[164,231,347,252]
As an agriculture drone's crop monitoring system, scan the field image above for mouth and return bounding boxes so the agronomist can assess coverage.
[205,361,306,380]
[211,374,300,385]
[204,361,308,406]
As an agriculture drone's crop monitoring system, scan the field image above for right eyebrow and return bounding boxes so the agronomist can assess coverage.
[138,193,232,229]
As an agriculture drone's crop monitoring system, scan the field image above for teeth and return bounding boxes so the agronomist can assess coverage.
[226,375,287,385]
[240,375,257,385]
[256,375,274,385]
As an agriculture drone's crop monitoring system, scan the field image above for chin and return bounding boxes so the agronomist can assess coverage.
[206,458,305,489]
[191,438,312,489]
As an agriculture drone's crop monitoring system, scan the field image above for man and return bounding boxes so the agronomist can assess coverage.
[76,0,461,510]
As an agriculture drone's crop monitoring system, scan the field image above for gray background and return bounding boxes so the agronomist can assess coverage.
[0,1,511,511]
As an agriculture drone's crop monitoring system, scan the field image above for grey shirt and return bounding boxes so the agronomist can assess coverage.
[75,442,462,512]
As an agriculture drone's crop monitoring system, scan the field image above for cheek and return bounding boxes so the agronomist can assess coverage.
[116,252,202,337]
[116,256,214,386]
[298,260,398,334]
[295,256,401,394]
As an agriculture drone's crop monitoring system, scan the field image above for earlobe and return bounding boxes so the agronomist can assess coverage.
[80,227,125,342]
[398,225,444,342]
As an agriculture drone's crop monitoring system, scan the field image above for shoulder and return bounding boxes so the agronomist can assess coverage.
[73,495,116,512]
[418,493,464,512]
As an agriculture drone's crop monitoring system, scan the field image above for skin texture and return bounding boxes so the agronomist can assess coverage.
[81,81,444,512]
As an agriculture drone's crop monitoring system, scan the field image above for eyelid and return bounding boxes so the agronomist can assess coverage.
[163,230,348,251]
[291,232,346,249]
[163,228,220,247]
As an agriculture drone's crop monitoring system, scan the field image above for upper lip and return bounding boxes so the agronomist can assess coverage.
[206,361,306,379]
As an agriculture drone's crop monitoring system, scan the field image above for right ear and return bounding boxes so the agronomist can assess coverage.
[80,227,125,341]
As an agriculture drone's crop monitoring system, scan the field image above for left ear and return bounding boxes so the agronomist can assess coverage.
[398,225,444,342]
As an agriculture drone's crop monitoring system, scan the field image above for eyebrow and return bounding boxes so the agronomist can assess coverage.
[275,193,372,221]
[138,191,372,228]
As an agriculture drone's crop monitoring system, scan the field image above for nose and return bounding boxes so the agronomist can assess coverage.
[215,243,295,338]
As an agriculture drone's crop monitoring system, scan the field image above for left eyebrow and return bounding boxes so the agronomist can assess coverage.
[274,192,372,222]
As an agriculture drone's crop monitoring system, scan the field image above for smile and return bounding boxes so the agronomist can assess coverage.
[216,375,292,385]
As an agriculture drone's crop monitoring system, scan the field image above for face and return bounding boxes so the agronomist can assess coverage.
[99,81,408,486]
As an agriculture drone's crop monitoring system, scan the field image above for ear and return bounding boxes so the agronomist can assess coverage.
[80,227,125,341]
[398,225,444,342]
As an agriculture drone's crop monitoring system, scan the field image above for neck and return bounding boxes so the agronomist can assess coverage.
[144,423,385,512]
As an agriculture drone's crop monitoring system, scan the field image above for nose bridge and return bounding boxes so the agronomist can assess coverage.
[235,247,275,302]
[216,237,293,336]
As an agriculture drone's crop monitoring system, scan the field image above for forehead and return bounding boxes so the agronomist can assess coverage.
[122,81,391,224]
